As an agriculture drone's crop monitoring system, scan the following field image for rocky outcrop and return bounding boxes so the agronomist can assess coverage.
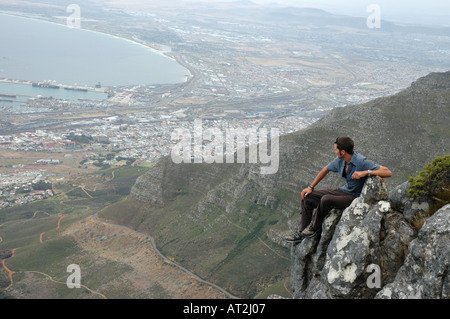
[376,204,450,299]
[290,176,449,299]
[131,158,239,207]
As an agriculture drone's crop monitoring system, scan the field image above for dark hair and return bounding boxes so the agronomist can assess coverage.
[335,137,354,155]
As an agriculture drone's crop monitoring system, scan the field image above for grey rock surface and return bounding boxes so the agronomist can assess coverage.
[289,176,441,299]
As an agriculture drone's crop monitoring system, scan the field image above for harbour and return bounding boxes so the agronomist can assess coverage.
[0,78,109,103]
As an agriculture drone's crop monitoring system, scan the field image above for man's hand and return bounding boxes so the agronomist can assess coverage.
[302,166,329,200]
[301,187,313,200]
[351,171,367,180]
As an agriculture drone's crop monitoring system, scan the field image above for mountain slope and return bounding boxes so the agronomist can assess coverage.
[103,70,450,298]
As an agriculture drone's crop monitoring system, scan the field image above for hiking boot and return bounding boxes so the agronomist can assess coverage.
[301,224,320,238]
[284,231,304,243]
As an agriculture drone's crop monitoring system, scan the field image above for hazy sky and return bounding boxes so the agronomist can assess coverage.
[265,0,450,26]
[183,0,450,26]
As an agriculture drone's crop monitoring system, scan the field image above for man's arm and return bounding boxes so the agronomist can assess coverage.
[302,166,329,199]
[352,165,392,179]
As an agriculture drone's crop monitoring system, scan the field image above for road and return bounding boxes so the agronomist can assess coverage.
[92,212,239,299]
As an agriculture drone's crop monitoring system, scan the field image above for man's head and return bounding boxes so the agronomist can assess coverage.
[334,137,354,158]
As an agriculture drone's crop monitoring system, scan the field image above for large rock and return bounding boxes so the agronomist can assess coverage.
[388,181,410,212]
[320,177,391,298]
[291,208,341,298]
[376,204,450,299]
[291,176,418,299]
[388,181,434,224]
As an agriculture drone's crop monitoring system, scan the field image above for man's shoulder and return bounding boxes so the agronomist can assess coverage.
[326,156,342,171]
[352,153,369,162]
[331,156,344,164]
[352,153,380,169]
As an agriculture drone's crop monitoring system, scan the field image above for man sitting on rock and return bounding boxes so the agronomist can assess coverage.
[285,136,392,243]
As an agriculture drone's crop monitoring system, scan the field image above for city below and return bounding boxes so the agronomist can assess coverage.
[0,1,449,209]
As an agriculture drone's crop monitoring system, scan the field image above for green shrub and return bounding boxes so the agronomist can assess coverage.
[407,155,450,199]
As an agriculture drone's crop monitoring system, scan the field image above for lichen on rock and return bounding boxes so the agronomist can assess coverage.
[289,176,445,299]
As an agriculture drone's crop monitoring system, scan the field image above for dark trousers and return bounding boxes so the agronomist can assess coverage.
[300,189,356,232]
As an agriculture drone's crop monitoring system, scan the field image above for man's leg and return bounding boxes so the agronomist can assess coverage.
[299,189,338,232]
[285,190,332,242]
[310,189,356,232]
[286,189,354,242]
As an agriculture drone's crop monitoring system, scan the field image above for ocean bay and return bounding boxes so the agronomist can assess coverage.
[0,13,190,88]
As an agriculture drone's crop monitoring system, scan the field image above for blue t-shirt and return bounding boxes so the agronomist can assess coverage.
[326,153,380,197]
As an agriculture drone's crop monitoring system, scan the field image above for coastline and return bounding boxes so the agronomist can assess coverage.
[0,11,192,85]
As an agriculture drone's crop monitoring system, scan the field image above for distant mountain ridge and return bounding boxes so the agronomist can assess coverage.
[188,2,450,34]
[110,71,450,297]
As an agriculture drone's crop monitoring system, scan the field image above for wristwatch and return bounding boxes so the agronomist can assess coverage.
[368,170,372,177]
[308,185,314,191]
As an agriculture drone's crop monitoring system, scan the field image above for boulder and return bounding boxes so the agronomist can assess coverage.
[291,208,341,298]
[389,181,410,212]
[291,176,418,299]
[403,198,432,224]
[376,204,450,299]
[388,180,434,224]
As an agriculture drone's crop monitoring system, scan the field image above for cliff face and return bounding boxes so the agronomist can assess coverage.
[127,71,450,297]
[377,204,450,299]
[290,176,449,299]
